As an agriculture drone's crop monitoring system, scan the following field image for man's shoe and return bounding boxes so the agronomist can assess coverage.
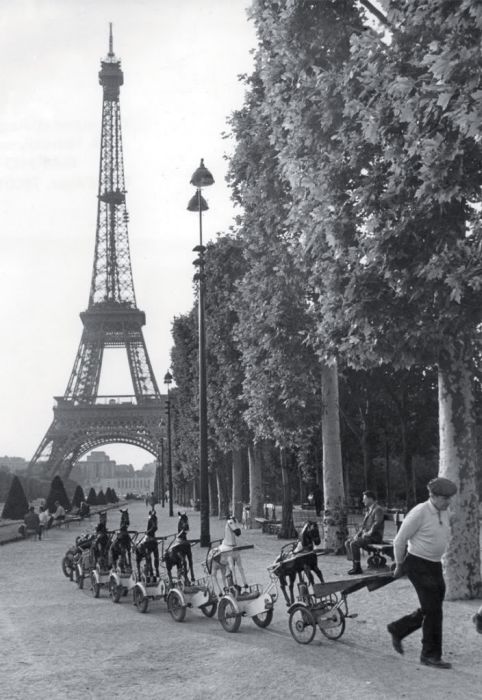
[347,565,363,575]
[387,624,404,655]
[420,656,452,669]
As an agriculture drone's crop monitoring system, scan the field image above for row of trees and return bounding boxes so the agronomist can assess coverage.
[168,1,482,598]
[1,474,119,520]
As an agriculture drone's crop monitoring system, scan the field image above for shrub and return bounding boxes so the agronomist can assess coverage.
[71,485,86,509]
[2,475,29,520]
[86,487,97,506]
[46,475,71,513]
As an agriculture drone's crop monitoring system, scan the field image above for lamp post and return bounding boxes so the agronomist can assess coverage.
[188,158,214,547]
[159,420,166,508]
[164,370,174,517]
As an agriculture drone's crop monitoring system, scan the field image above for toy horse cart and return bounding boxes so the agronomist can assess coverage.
[73,533,98,590]
[131,533,181,614]
[108,530,139,603]
[287,573,394,645]
[162,534,216,622]
[216,566,278,633]
[90,531,116,598]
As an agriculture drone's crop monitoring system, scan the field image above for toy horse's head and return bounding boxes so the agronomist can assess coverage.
[300,521,321,548]
[226,515,241,537]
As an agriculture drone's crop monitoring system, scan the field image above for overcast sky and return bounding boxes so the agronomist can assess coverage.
[0,0,256,469]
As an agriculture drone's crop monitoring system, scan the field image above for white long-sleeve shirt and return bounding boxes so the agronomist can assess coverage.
[393,499,451,564]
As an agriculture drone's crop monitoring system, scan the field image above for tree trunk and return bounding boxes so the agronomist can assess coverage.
[231,448,244,521]
[439,348,481,600]
[216,463,229,520]
[278,447,297,539]
[209,470,218,517]
[248,442,264,526]
[322,362,347,553]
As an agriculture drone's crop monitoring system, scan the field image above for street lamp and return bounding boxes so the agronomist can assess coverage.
[164,370,174,517]
[159,419,166,508]
[188,158,214,547]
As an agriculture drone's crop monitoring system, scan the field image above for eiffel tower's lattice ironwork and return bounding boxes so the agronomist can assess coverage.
[29,26,163,480]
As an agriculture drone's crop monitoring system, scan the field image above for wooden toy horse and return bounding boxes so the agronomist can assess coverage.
[135,532,159,579]
[206,515,248,594]
[120,509,129,529]
[110,525,132,571]
[270,520,324,606]
[163,528,195,585]
[91,525,111,570]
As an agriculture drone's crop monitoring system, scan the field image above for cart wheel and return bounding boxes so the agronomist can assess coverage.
[289,605,316,644]
[91,572,100,599]
[252,609,274,628]
[200,601,217,618]
[62,556,73,579]
[317,605,345,640]
[133,585,149,613]
[109,577,122,603]
[218,598,242,633]
[168,590,186,622]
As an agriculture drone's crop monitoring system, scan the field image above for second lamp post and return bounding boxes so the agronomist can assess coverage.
[164,370,174,517]
[188,158,214,547]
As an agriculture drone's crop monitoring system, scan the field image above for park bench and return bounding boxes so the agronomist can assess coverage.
[362,510,405,568]
[254,517,282,535]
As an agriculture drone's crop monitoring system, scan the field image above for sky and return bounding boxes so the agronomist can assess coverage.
[0,0,256,470]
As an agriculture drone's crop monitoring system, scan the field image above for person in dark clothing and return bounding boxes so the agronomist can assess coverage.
[345,490,384,575]
[387,477,457,670]
[19,506,42,540]
[312,484,323,517]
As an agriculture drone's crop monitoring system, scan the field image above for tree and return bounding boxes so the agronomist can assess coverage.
[96,489,107,506]
[244,0,364,546]
[171,310,200,500]
[71,484,86,509]
[1,475,29,520]
[308,0,482,598]
[86,487,97,506]
[46,475,70,513]
[227,67,322,535]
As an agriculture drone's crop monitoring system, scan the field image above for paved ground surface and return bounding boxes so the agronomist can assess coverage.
[1,501,482,700]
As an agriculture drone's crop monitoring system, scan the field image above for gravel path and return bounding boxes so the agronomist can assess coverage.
[1,501,481,699]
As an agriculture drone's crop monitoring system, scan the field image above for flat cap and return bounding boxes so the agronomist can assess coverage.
[428,477,457,497]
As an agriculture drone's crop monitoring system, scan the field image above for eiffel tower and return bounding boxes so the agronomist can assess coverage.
[29,26,163,480]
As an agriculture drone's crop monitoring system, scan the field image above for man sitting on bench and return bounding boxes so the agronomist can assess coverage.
[18,505,42,540]
[345,490,384,575]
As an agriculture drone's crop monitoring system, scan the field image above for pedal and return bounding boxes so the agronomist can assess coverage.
[346,613,358,619]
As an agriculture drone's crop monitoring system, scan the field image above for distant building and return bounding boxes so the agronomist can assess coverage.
[96,474,154,496]
[71,450,154,495]
[0,456,28,473]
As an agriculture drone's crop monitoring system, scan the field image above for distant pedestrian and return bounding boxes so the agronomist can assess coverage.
[38,506,49,533]
[18,506,41,540]
[147,508,158,535]
[48,501,66,528]
[387,477,457,669]
[312,484,322,517]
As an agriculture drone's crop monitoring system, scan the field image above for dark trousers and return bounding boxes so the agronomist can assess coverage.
[345,534,381,563]
[389,553,445,659]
